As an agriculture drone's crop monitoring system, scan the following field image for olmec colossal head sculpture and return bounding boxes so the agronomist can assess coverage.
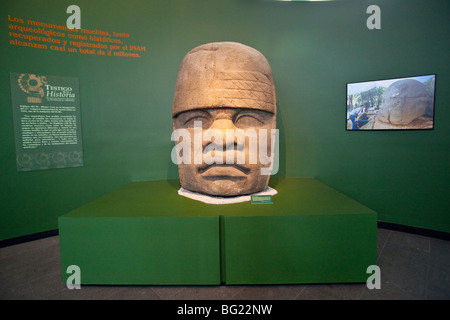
[377,79,430,125]
[172,42,277,197]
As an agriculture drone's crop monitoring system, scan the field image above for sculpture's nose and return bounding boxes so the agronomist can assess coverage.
[210,118,235,132]
[202,116,248,165]
[205,118,238,150]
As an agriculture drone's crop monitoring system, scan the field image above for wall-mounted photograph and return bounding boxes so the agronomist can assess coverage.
[346,74,436,130]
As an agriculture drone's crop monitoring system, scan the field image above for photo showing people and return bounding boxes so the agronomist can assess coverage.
[346,75,435,130]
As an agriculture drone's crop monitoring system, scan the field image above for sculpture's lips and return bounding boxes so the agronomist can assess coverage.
[198,164,250,177]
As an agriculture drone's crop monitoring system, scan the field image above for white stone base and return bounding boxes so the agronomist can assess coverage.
[178,187,278,205]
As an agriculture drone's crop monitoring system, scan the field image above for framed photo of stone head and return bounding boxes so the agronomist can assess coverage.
[346,74,436,131]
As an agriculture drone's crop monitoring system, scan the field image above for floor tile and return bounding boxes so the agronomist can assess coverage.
[107,286,162,300]
[387,230,431,252]
[296,283,365,300]
[150,286,186,300]
[376,240,428,299]
[360,281,421,300]
[167,285,246,300]
[232,285,304,300]
[376,228,391,257]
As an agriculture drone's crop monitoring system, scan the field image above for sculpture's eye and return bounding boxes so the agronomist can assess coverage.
[176,111,212,129]
[184,115,208,126]
[234,110,272,128]
[235,114,263,127]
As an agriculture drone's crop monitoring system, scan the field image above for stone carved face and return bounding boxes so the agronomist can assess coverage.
[172,42,277,197]
[378,79,429,125]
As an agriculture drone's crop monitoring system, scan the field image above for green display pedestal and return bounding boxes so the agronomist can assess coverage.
[223,215,375,284]
[59,216,220,285]
[59,178,377,285]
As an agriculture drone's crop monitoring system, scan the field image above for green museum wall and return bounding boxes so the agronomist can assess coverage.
[1,0,449,240]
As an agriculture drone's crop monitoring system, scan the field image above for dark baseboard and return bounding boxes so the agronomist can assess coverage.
[0,223,448,248]
[0,229,59,248]
[378,221,450,241]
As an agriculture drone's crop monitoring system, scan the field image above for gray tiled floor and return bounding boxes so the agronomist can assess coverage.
[0,228,449,300]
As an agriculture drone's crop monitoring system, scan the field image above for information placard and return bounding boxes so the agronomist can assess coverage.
[10,73,83,171]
